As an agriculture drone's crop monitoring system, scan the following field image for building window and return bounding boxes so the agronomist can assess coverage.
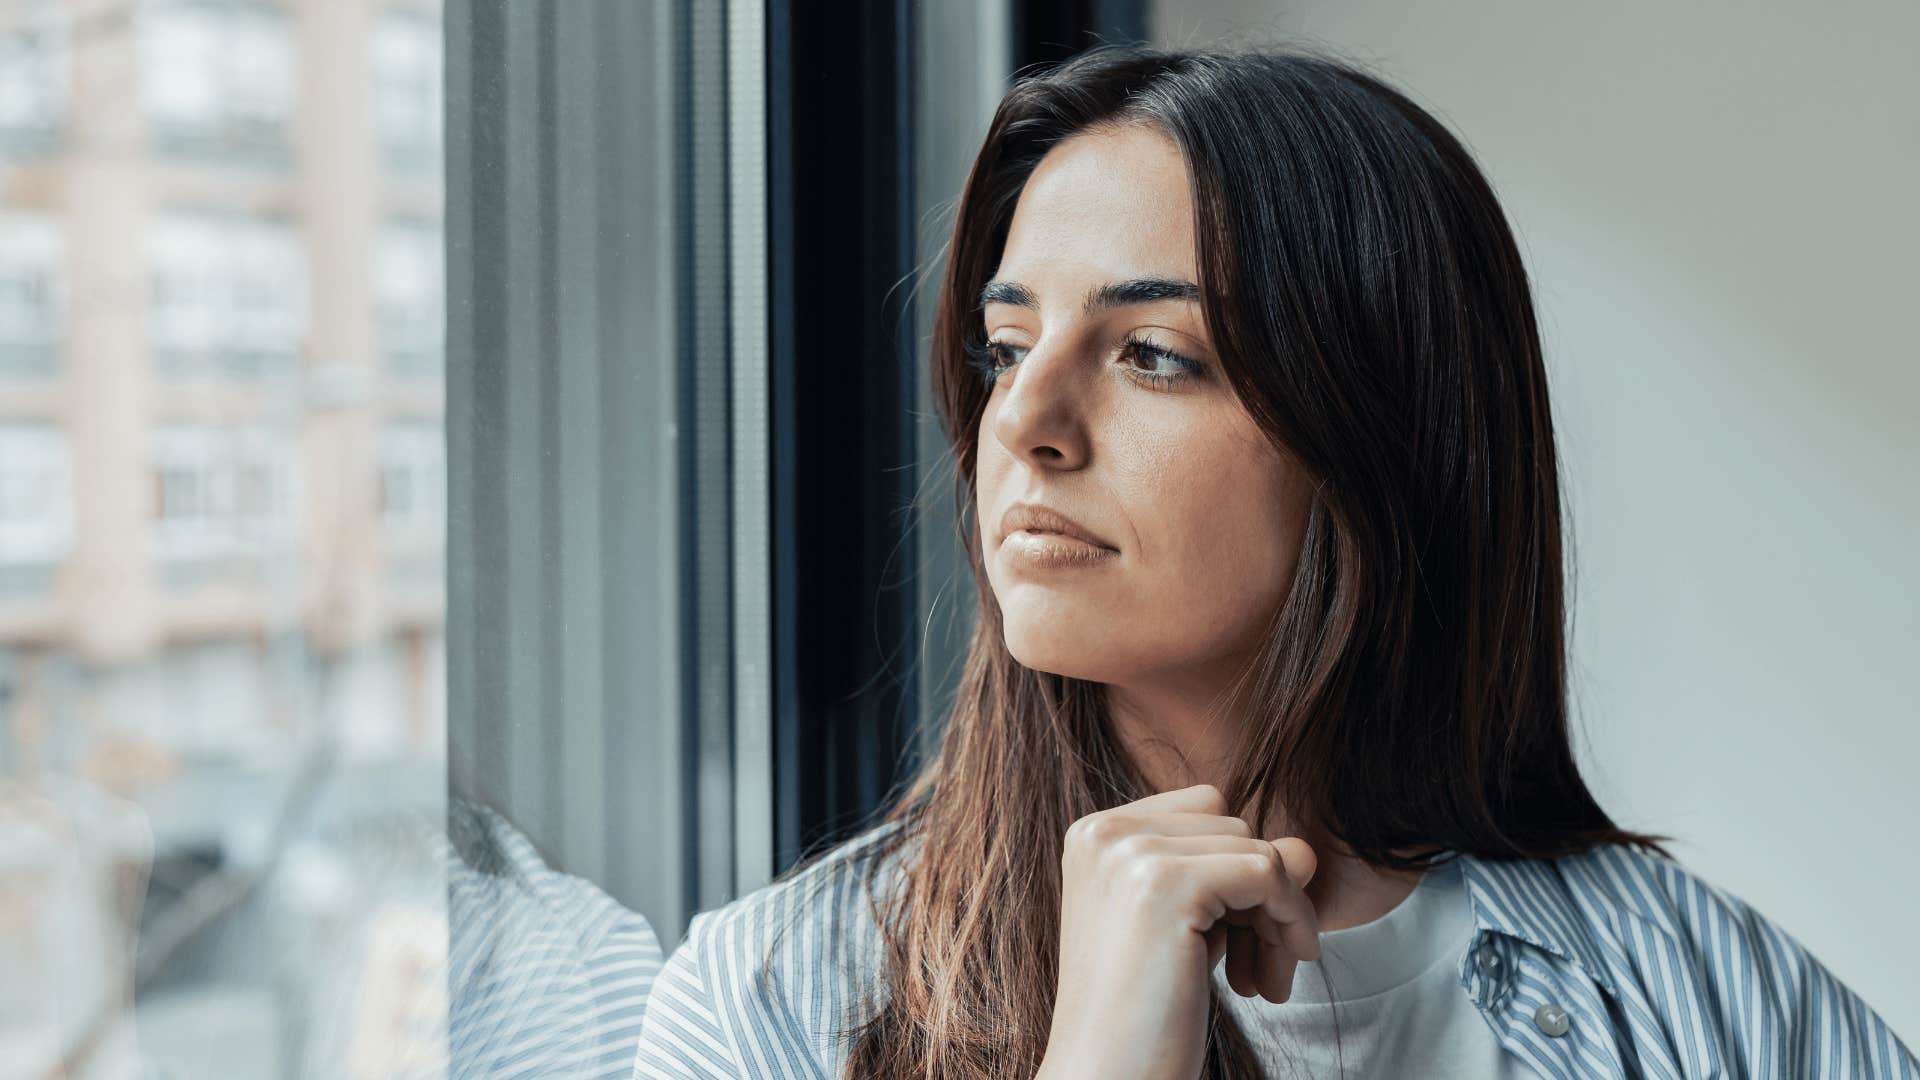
[140,0,295,165]
[374,11,442,175]
[151,425,297,562]
[150,213,308,379]
[0,423,72,568]
[0,2,66,158]
[378,421,444,538]
[376,220,444,377]
[0,212,61,376]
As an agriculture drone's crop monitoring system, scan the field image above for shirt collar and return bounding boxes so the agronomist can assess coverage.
[1447,847,1621,1000]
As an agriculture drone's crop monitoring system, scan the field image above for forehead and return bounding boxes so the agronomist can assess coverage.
[996,122,1196,285]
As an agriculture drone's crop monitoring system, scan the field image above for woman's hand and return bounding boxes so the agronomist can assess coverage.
[1036,783,1320,1080]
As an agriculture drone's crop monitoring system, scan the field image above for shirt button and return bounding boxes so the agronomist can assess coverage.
[1534,1002,1570,1038]
[1474,944,1502,975]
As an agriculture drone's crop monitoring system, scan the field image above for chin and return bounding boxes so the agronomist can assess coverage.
[1001,618,1122,683]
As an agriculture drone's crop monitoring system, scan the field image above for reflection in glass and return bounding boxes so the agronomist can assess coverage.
[0,1,448,1076]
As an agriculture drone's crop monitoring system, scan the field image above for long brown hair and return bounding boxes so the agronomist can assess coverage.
[796,43,1676,1078]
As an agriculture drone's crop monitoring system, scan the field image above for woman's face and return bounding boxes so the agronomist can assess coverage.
[976,122,1314,696]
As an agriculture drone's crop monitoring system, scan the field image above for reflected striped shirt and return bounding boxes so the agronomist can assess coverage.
[631,820,1920,1078]
[444,798,664,1079]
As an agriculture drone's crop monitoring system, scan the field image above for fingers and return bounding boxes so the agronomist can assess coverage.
[1123,783,1231,816]
[1128,836,1317,953]
[1072,812,1253,847]
[1218,904,1302,1002]
[1121,833,1274,859]
[1201,840,1317,1004]
[1115,832,1320,967]
[1060,788,1323,1004]
[1271,836,1318,891]
[1184,849,1321,964]
[1255,932,1299,1003]
[1223,924,1262,997]
[1121,811,1255,839]
[1202,846,1318,932]
[1204,921,1230,971]
[1248,837,1320,958]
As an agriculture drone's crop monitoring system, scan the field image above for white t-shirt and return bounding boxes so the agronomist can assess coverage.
[1211,856,1529,1077]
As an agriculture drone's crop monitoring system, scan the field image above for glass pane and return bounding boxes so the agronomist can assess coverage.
[0,1,448,1076]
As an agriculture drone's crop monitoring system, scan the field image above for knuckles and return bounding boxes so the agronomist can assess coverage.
[1062,814,1168,895]
[1123,852,1180,896]
[1108,830,1154,865]
[1189,784,1227,814]
[1064,811,1127,854]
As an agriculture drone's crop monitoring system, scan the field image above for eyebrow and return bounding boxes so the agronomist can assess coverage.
[977,276,1202,316]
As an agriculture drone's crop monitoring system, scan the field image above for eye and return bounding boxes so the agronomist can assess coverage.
[960,333,1205,391]
[961,337,1025,385]
[1118,332,1202,391]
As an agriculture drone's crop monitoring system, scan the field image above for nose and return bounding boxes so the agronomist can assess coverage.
[986,335,1094,471]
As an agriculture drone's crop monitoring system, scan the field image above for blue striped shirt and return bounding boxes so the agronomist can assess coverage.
[443,798,664,1079]
[632,820,1919,1078]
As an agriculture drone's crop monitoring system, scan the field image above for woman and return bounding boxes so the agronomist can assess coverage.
[632,45,1918,1079]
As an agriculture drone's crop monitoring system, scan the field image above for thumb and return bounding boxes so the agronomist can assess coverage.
[1268,836,1317,891]
[1204,922,1231,969]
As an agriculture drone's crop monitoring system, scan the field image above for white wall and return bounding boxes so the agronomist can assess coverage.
[1156,0,1920,1041]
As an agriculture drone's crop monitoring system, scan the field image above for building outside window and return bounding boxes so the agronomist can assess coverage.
[1,2,448,1076]
[0,423,73,601]
[377,420,444,534]
[150,214,308,380]
[0,1,65,158]
[375,219,443,377]
[151,425,298,564]
[0,212,62,376]
[374,10,442,174]
[140,0,297,165]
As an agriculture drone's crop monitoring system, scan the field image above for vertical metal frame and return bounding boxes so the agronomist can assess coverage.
[676,0,740,919]
[727,0,774,897]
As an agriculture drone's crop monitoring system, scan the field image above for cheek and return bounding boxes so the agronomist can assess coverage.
[1120,427,1304,631]
[974,442,1007,525]
[974,439,1018,571]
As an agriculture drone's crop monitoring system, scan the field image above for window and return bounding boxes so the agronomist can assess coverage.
[378,421,445,535]
[140,0,296,164]
[0,1,65,157]
[3,0,1041,1074]
[150,425,297,562]
[443,0,1010,969]
[0,212,61,376]
[374,11,443,174]
[3,1,449,1075]
[150,214,308,379]
[375,219,445,376]
[0,423,72,569]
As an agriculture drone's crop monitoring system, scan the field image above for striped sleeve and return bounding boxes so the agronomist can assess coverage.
[631,826,901,1078]
[443,801,666,1080]
[632,910,740,1078]
[1653,856,1920,1078]
[1739,901,1919,1077]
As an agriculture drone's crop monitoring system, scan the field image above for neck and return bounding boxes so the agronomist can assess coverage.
[1103,673,1430,934]
[1103,650,1259,792]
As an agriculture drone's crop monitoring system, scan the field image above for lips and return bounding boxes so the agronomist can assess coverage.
[999,502,1117,551]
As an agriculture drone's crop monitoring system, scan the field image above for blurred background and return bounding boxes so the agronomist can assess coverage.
[0,0,1913,1076]
[0,0,447,1076]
